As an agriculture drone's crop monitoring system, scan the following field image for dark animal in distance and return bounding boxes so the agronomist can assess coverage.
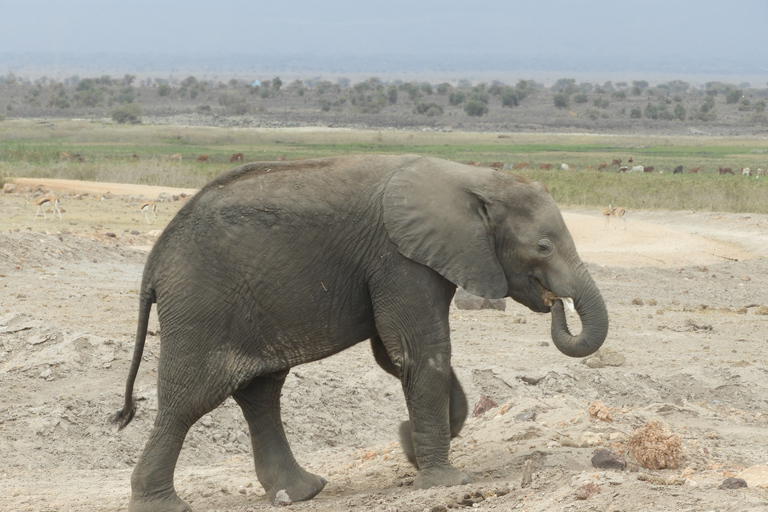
[539,163,553,170]
[230,153,244,163]
[673,165,683,174]
[597,163,608,171]
[513,162,530,170]
[197,155,210,163]
[643,166,655,173]
[718,166,734,175]
[611,158,622,166]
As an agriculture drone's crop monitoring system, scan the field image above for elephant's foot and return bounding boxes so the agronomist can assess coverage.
[414,466,469,489]
[128,491,192,512]
[264,468,327,503]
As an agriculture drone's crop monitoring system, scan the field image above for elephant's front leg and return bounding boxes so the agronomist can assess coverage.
[371,335,467,467]
[398,345,469,489]
[233,371,327,503]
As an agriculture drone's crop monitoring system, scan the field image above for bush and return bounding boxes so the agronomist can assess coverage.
[574,93,588,104]
[644,103,658,119]
[501,87,519,107]
[464,99,488,117]
[593,97,610,109]
[449,91,466,106]
[413,102,444,116]
[157,83,172,97]
[673,103,686,121]
[553,92,570,109]
[110,103,143,124]
[725,89,743,104]
[630,107,642,119]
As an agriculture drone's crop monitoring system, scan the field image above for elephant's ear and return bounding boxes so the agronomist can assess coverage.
[383,158,508,299]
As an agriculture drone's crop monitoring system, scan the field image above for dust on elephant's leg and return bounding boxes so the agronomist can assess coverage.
[371,336,467,469]
[233,371,327,503]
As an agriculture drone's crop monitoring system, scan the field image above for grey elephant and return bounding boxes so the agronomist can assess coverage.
[112,154,608,511]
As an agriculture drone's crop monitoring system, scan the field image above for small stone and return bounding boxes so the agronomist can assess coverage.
[273,489,292,506]
[631,297,644,305]
[575,481,600,500]
[514,410,536,422]
[591,449,627,470]
[472,395,498,417]
[521,460,532,488]
[719,477,748,490]
[585,357,605,368]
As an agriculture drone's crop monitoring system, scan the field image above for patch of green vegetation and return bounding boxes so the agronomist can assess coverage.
[2,121,766,213]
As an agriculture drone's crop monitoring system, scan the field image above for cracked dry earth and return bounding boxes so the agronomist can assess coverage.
[1,181,768,512]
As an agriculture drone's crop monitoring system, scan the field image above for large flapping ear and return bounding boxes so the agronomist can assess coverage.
[383,158,508,299]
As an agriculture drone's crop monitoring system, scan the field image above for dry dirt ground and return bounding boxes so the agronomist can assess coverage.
[2,178,768,512]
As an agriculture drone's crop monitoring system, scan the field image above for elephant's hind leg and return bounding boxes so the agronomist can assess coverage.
[233,371,327,503]
[129,356,234,512]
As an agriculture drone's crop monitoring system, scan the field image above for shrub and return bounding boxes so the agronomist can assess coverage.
[436,82,452,95]
[110,103,143,124]
[630,107,642,118]
[593,97,610,109]
[464,99,488,117]
[574,93,588,104]
[553,92,570,109]
[725,89,742,104]
[413,102,444,116]
[644,103,658,120]
[449,91,466,106]
[157,83,172,97]
[501,87,519,107]
[612,90,627,100]
[673,103,686,121]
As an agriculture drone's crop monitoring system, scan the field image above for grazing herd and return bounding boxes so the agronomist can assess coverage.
[496,158,765,177]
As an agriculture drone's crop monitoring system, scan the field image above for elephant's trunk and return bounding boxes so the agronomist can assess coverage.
[549,273,608,358]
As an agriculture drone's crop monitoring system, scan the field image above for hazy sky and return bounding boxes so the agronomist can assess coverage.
[1,1,767,70]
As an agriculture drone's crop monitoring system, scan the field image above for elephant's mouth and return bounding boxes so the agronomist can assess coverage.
[541,290,575,313]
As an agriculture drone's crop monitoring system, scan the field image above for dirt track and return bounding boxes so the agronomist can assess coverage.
[2,179,768,512]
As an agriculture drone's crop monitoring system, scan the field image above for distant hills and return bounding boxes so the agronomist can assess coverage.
[1,52,766,84]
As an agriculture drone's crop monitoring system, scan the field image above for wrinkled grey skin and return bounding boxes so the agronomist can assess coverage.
[112,155,608,512]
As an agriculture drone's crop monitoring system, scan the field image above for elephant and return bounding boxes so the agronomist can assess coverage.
[111,154,609,511]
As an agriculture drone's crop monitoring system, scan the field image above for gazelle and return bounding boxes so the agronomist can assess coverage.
[35,196,62,220]
[602,204,626,230]
[138,201,158,223]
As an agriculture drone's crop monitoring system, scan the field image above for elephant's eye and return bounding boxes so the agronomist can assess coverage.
[537,239,553,254]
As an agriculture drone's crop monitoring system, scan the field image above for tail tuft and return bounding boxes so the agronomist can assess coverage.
[110,403,136,431]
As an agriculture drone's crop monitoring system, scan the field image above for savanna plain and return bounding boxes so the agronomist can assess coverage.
[2,117,768,512]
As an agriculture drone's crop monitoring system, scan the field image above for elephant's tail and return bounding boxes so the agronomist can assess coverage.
[110,288,154,430]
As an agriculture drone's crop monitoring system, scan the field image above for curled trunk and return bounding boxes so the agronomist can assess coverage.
[550,276,608,358]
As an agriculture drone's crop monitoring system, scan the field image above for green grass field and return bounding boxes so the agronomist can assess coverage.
[2,120,767,213]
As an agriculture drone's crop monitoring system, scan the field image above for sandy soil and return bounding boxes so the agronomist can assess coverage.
[2,178,768,512]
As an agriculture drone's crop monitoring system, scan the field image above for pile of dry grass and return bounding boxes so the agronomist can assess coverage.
[627,420,682,469]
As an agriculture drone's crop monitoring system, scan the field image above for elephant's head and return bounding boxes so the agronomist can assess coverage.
[383,157,608,358]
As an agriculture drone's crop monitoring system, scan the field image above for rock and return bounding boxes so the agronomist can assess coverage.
[591,449,627,470]
[514,410,536,422]
[273,489,292,506]
[598,347,626,367]
[472,395,498,417]
[521,459,532,488]
[3,183,18,194]
[737,465,768,488]
[719,477,748,490]
[574,481,600,500]
[454,288,506,311]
